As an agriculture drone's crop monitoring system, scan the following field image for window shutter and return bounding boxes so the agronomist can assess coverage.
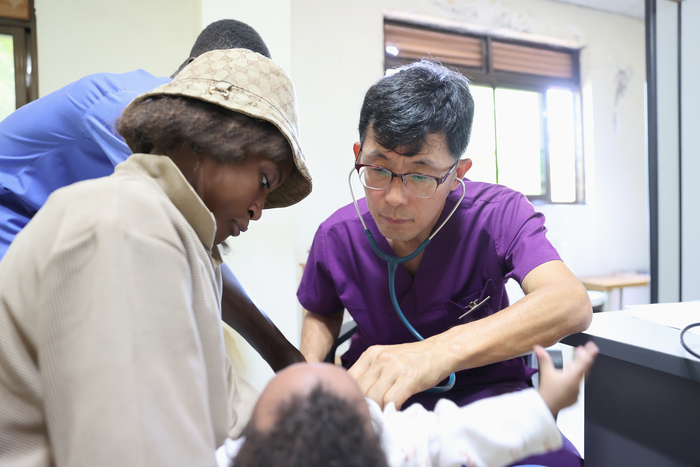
[384,23,484,68]
[492,41,573,78]
[0,0,30,20]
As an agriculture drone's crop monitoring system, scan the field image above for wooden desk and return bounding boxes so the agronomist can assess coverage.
[579,273,650,310]
[562,312,700,466]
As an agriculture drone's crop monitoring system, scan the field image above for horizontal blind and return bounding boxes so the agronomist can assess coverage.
[384,23,484,68]
[0,0,30,20]
[492,41,573,78]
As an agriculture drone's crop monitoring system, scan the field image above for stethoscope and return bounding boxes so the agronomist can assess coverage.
[348,166,466,393]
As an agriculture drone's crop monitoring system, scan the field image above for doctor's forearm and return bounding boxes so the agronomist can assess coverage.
[434,263,592,373]
[220,264,305,372]
[300,310,343,363]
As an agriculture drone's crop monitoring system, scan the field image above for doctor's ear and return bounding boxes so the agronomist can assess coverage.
[451,158,472,189]
[457,158,472,176]
[353,141,361,160]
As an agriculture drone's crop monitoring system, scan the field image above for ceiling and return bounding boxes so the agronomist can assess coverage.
[549,0,645,19]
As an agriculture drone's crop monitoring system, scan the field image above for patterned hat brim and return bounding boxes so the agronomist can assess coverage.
[124,49,312,209]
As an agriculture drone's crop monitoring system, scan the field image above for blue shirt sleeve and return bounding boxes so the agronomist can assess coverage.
[80,88,148,167]
[0,69,170,258]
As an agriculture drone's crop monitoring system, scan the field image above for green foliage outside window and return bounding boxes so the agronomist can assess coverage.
[0,33,16,121]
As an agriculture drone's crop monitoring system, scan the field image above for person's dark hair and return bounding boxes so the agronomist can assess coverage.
[234,386,389,467]
[358,59,474,161]
[118,96,291,165]
[173,19,270,76]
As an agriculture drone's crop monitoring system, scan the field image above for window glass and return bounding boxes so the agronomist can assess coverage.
[0,33,15,120]
[465,85,497,184]
[495,88,543,196]
[547,88,577,203]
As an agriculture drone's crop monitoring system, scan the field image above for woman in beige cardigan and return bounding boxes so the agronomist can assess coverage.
[0,48,311,467]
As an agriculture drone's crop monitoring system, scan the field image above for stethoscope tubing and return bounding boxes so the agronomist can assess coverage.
[349,167,467,393]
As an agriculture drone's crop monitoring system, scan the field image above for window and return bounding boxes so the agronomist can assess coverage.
[0,0,38,121]
[384,21,583,204]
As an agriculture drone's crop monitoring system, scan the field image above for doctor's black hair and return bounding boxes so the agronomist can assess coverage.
[172,19,271,76]
[358,59,474,161]
[233,386,388,467]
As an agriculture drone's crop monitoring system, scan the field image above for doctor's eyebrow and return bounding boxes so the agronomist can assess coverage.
[362,150,441,170]
[407,158,439,169]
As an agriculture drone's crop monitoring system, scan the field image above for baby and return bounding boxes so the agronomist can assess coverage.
[218,342,599,467]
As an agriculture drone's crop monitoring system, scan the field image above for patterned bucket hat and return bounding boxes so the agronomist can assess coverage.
[126,48,312,209]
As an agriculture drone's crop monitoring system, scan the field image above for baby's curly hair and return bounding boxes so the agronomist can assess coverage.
[234,386,388,467]
[118,95,291,165]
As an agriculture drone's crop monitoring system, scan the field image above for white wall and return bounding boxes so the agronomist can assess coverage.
[35,0,202,96]
[202,0,292,73]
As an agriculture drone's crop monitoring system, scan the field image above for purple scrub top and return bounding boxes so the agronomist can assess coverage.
[298,180,561,404]
[299,181,584,466]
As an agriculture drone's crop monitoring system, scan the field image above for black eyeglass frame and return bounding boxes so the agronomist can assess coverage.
[354,156,459,199]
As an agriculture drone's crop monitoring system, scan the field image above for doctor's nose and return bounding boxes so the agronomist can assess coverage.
[384,177,410,206]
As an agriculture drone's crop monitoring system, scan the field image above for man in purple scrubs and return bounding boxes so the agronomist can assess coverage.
[297,60,592,467]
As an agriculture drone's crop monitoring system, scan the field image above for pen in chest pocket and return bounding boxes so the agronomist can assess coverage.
[459,295,491,320]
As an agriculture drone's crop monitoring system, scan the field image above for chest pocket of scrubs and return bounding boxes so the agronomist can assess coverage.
[445,279,499,329]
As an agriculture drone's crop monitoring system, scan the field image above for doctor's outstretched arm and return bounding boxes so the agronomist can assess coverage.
[348,260,592,409]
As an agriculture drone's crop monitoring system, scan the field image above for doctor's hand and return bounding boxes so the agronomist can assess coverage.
[347,339,450,409]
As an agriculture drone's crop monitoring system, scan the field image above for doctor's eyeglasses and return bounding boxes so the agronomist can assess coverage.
[355,162,458,199]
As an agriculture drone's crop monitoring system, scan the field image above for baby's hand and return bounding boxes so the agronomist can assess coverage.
[536,341,599,417]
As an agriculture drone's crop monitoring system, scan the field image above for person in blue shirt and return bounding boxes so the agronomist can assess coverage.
[0,19,304,371]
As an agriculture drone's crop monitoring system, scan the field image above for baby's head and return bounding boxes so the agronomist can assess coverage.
[235,363,388,467]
